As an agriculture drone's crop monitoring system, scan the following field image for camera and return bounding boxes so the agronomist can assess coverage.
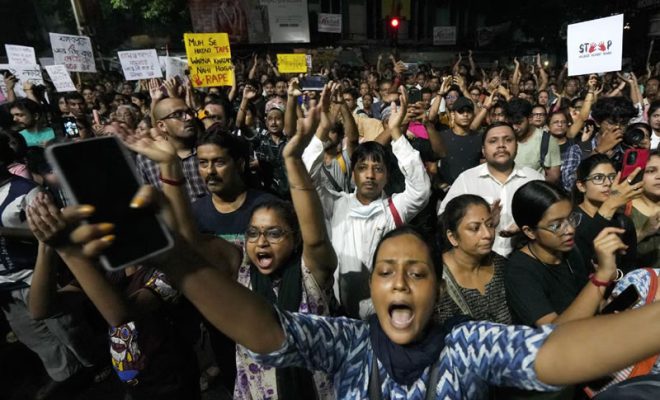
[622,127,646,148]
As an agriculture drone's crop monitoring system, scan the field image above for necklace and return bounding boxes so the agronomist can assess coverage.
[527,244,574,275]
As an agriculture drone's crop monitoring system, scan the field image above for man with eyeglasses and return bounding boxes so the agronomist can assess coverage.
[438,122,544,257]
[135,97,207,201]
[506,99,561,184]
[562,97,638,191]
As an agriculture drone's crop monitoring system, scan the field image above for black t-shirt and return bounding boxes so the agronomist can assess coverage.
[505,248,589,326]
[438,129,483,185]
[191,189,278,247]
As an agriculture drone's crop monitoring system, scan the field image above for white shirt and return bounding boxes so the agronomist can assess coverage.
[652,129,660,151]
[438,163,545,257]
[303,136,431,319]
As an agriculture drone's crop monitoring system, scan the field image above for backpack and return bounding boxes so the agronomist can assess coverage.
[540,130,551,169]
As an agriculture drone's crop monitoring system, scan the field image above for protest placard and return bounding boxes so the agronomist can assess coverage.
[49,33,97,72]
[184,33,233,87]
[567,14,623,76]
[318,13,342,33]
[433,26,457,45]
[118,49,163,81]
[0,64,44,98]
[277,54,308,73]
[44,65,77,92]
[5,45,37,65]
[164,57,189,80]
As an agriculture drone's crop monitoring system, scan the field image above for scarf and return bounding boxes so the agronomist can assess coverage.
[249,255,318,399]
[368,314,470,387]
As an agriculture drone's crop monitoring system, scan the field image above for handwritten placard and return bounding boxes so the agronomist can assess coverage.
[161,56,188,79]
[0,64,45,98]
[49,33,96,72]
[277,54,307,73]
[5,45,37,65]
[118,49,163,81]
[44,65,77,92]
[184,33,233,87]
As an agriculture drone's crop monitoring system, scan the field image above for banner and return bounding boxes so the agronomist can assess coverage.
[567,14,623,76]
[184,33,233,87]
[49,33,96,72]
[5,45,37,65]
[44,65,77,92]
[0,64,44,98]
[118,49,163,81]
[188,0,308,44]
[433,26,456,45]
[277,54,308,73]
[318,13,342,33]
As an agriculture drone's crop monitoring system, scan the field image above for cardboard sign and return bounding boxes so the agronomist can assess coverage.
[5,45,37,65]
[433,26,456,45]
[49,33,96,72]
[263,0,310,43]
[118,49,163,81]
[44,65,77,92]
[0,64,44,98]
[318,13,342,33]
[277,54,308,73]
[164,57,188,79]
[184,33,233,87]
[567,14,623,76]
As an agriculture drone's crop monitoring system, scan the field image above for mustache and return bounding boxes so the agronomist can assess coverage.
[205,176,222,183]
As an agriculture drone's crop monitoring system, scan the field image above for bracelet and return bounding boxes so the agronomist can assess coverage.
[159,173,185,186]
[589,273,612,288]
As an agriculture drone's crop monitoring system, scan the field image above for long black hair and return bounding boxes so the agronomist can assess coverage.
[439,194,491,252]
[572,154,614,205]
[512,181,571,243]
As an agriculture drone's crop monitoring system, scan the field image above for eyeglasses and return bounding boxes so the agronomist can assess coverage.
[160,108,194,121]
[583,172,617,185]
[245,227,293,243]
[446,95,459,100]
[536,212,582,235]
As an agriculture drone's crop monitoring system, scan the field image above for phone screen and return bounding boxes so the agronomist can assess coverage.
[62,116,80,138]
[300,76,327,91]
[601,285,640,314]
[46,137,173,271]
[620,149,650,184]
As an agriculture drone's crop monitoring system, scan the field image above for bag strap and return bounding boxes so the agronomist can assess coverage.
[540,130,551,169]
[336,153,348,175]
[388,197,403,228]
[369,356,442,400]
[321,165,343,192]
[442,268,475,317]
[629,268,659,378]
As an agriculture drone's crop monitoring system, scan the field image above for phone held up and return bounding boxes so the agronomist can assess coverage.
[620,148,650,185]
[601,285,640,315]
[46,136,174,271]
[62,116,80,139]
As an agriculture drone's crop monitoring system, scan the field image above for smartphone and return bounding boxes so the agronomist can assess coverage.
[408,88,422,103]
[601,285,640,314]
[62,116,80,139]
[46,137,174,271]
[620,148,650,185]
[300,75,327,91]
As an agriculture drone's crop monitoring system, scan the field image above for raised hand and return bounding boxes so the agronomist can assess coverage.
[606,169,644,208]
[593,227,628,280]
[148,78,164,101]
[388,85,409,131]
[115,123,177,164]
[3,72,17,91]
[243,84,258,100]
[287,77,302,97]
[163,77,181,99]
[283,85,326,158]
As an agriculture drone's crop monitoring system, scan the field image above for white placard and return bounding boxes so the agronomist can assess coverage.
[318,13,341,33]
[0,64,44,98]
[5,45,37,65]
[39,57,55,67]
[433,26,457,45]
[164,57,188,79]
[567,14,623,76]
[44,65,77,92]
[263,0,310,43]
[117,49,163,81]
[49,32,97,72]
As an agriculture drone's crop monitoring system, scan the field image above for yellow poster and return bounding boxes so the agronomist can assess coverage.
[277,54,308,74]
[184,32,233,87]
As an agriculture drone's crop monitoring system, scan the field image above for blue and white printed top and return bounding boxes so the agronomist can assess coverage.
[249,310,561,400]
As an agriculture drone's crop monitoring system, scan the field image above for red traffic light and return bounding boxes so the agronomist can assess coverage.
[390,17,400,28]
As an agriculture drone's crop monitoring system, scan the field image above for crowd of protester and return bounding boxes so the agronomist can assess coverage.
[0,47,660,400]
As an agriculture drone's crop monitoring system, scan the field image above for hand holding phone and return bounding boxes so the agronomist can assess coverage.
[46,137,173,271]
[620,148,650,185]
[601,285,640,314]
[62,116,80,139]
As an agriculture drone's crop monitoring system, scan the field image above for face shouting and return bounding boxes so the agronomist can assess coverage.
[370,233,438,345]
[245,208,297,275]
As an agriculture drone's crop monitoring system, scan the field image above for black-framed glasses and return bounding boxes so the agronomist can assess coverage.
[536,212,582,235]
[245,227,293,243]
[160,108,194,121]
[584,173,617,185]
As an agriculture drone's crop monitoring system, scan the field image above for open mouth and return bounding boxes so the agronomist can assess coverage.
[388,303,414,329]
[256,252,274,269]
